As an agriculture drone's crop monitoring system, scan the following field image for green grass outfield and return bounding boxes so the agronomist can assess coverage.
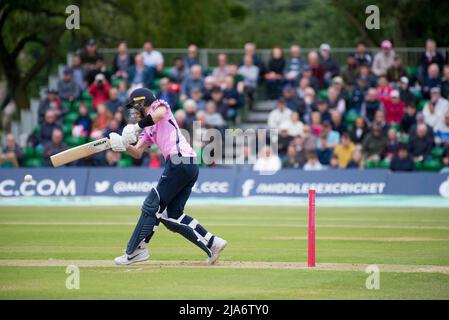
[1,206,449,299]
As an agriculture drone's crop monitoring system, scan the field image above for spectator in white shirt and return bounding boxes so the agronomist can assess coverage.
[303,152,325,171]
[238,54,259,109]
[423,87,449,129]
[372,40,395,76]
[253,146,282,174]
[142,41,164,72]
[282,111,305,137]
[268,98,292,129]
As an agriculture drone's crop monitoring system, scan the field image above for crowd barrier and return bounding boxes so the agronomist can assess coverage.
[1,168,449,199]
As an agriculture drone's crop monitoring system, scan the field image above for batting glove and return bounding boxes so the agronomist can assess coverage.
[109,132,128,152]
[122,124,142,145]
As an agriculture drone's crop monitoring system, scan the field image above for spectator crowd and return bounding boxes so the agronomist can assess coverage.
[2,38,449,172]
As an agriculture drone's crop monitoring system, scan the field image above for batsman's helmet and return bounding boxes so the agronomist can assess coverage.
[125,87,157,122]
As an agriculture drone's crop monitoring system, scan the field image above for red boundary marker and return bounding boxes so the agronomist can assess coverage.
[308,188,316,267]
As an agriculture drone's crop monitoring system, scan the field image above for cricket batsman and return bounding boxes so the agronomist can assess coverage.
[110,88,227,265]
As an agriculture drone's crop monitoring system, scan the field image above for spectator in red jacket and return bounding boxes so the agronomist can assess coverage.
[376,75,393,105]
[384,90,405,124]
[88,73,110,109]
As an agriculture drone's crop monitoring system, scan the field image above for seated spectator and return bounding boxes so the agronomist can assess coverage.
[296,77,310,99]
[410,112,435,142]
[174,109,187,130]
[382,128,399,160]
[104,150,121,167]
[102,118,121,138]
[190,88,206,111]
[253,146,282,174]
[156,77,178,111]
[238,55,259,110]
[333,133,355,168]
[302,125,317,154]
[441,65,449,100]
[79,39,103,68]
[423,87,449,129]
[211,53,230,87]
[317,133,333,165]
[400,104,417,135]
[183,44,200,69]
[422,63,442,99]
[58,68,81,103]
[409,124,433,161]
[117,80,129,105]
[310,111,323,137]
[376,75,393,106]
[350,117,368,145]
[170,57,189,84]
[0,133,23,167]
[330,110,347,135]
[183,99,198,132]
[88,73,110,109]
[210,87,228,121]
[384,90,405,124]
[319,43,339,81]
[297,87,317,123]
[301,65,320,91]
[328,155,340,169]
[435,112,449,145]
[350,76,370,113]
[372,40,395,76]
[265,46,285,99]
[142,41,164,72]
[390,143,415,171]
[374,109,390,135]
[362,123,387,161]
[398,76,415,106]
[278,123,293,159]
[341,54,358,87]
[290,135,307,162]
[316,100,331,123]
[91,104,112,139]
[107,87,122,114]
[283,85,299,111]
[43,128,67,166]
[327,85,345,114]
[386,54,407,84]
[303,152,324,171]
[355,42,372,66]
[142,146,164,168]
[181,64,204,101]
[330,76,348,101]
[204,100,226,130]
[361,88,382,124]
[222,76,242,123]
[282,144,303,168]
[113,110,126,133]
[73,102,92,137]
[38,88,65,123]
[359,64,378,87]
[417,39,445,83]
[112,41,133,80]
[319,121,340,148]
[268,98,292,129]
[203,76,216,100]
[71,54,84,89]
[127,54,154,90]
[283,45,306,86]
[39,110,62,146]
[85,57,110,86]
[307,51,325,89]
[282,111,304,137]
[347,148,364,169]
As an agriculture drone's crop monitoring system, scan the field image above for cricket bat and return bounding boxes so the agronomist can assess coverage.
[50,137,111,167]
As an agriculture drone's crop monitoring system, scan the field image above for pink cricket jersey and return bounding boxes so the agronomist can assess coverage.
[140,99,196,160]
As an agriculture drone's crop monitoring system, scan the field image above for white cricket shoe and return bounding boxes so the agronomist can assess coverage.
[207,236,227,265]
[114,242,149,265]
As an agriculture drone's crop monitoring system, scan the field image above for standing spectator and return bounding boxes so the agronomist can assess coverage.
[409,124,433,161]
[341,54,358,87]
[88,74,110,109]
[181,64,205,101]
[112,41,133,80]
[0,133,23,167]
[421,64,442,99]
[334,133,355,168]
[389,143,415,172]
[238,55,259,110]
[303,152,324,171]
[39,110,62,146]
[283,45,306,86]
[268,98,292,128]
[350,117,368,145]
[354,42,372,66]
[127,54,154,90]
[242,42,264,76]
[169,57,189,84]
[423,87,449,129]
[384,90,405,124]
[417,39,445,83]
[156,77,178,111]
[398,76,415,106]
[211,53,230,87]
[308,51,325,89]
[90,104,112,139]
[372,40,395,76]
[38,88,64,123]
[71,54,84,89]
[319,43,339,81]
[73,102,92,138]
[386,55,407,84]
[57,68,81,103]
[222,75,242,123]
[106,87,122,114]
[400,104,417,135]
[184,44,200,68]
[253,146,282,174]
[265,46,285,99]
[362,124,387,161]
[43,128,67,166]
[79,39,103,67]
[361,88,382,124]
[142,41,164,73]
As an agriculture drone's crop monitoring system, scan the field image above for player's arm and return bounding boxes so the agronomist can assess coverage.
[126,138,150,159]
